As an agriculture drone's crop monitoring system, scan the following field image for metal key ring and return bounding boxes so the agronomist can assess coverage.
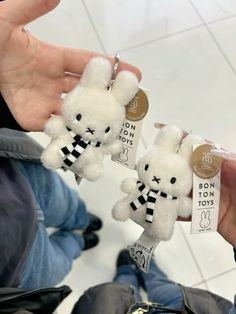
[107,53,120,91]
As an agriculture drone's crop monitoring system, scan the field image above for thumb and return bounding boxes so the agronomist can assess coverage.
[1,0,60,26]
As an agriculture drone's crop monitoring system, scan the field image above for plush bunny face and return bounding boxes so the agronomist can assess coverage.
[136,126,205,198]
[137,149,192,197]
[62,87,125,143]
[61,56,139,144]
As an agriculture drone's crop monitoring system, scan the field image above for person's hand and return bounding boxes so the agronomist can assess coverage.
[154,123,236,247]
[217,159,236,247]
[0,0,141,131]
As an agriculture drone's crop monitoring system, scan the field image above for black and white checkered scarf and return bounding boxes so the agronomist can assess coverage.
[130,181,177,223]
[59,128,101,168]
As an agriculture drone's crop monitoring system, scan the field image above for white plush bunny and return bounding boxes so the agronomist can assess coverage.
[112,125,205,241]
[41,57,139,181]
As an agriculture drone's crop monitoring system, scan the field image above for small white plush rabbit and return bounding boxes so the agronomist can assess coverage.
[41,57,139,181]
[112,125,205,242]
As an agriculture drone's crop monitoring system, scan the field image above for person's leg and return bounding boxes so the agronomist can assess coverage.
[114,250,142,302]
[15,160,89,229]
[18,223,84,289]
[140,258,183,310]
[15,160,99,288]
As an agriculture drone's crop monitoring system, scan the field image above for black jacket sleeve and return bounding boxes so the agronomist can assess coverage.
[0,93,25,131]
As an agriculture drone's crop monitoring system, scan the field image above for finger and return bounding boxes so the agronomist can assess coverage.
[2,0,60,26]
[154,122,190,138]
[52,102,62,116]
[154,122,166,129]
[210,147,236,161]
[62,48,142,81]
[61,75,80,93]
[116,58,142,81]
[177,216,191,222]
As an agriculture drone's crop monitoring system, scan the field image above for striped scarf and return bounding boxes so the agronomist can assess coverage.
[59,128,101,168]
[130,181,177,223]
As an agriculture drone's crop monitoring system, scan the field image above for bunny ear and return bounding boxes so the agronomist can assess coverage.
[111,71,139,105]
[154,125,183,153]
[80,57,112,89]
[178,133,205,161]
[201,211,206,219]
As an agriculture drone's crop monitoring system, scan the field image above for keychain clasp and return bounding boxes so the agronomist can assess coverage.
[107,53,120,91]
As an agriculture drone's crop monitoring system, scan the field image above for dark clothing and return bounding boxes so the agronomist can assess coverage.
[181,286,233,314]
[0,128,42,162]
[0,93,24,131]
[72,282,135,314]
[72,282,233,314]
[0,129,42,286]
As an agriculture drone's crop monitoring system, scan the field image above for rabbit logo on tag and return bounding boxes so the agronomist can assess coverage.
[200,210,211,229]
[118,146,129,164]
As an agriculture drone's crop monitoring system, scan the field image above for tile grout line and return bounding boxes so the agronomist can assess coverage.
[108,24,205,55]
[203,267,236,283]
[109,14,236,55]
[178,223,208,286]
[80,0,107,54]
[188,0,236,76]
[207,12,236,26]
[191,280,208,288]
[108,13,236,56]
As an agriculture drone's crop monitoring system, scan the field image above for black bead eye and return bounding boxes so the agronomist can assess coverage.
[105,127,111,133]
[144,164,149,171]
[76,113,82,121]
[170,177,176,184]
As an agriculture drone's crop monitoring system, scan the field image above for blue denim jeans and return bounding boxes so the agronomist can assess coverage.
[114,258,183,311]
[229,296,236,314]
[15,160,89,289]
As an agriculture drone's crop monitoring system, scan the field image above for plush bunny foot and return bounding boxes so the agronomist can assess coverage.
[112,200,131,221]
[83,164,102,181]
[153,217,175,241]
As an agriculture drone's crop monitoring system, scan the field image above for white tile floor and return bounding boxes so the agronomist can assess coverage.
[27,0,236,312]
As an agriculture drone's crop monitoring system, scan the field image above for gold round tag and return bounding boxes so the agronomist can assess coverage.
[190,144,223,179]
[126,89,149,122]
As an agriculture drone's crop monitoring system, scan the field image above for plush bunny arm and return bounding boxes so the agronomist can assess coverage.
[121,177,137,193]
[112,198,131,221]
[103,139,123,155]
[44,115,67,138]
[177,196,192,218]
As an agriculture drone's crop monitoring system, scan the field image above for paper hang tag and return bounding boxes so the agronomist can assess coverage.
[127,231,160,272]
[112,88,149,169]
[126,88,149,122]
[190,144,223,234]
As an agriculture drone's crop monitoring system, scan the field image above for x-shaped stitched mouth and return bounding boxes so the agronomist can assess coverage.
[152,176,161,184]
[86,128,95,135]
